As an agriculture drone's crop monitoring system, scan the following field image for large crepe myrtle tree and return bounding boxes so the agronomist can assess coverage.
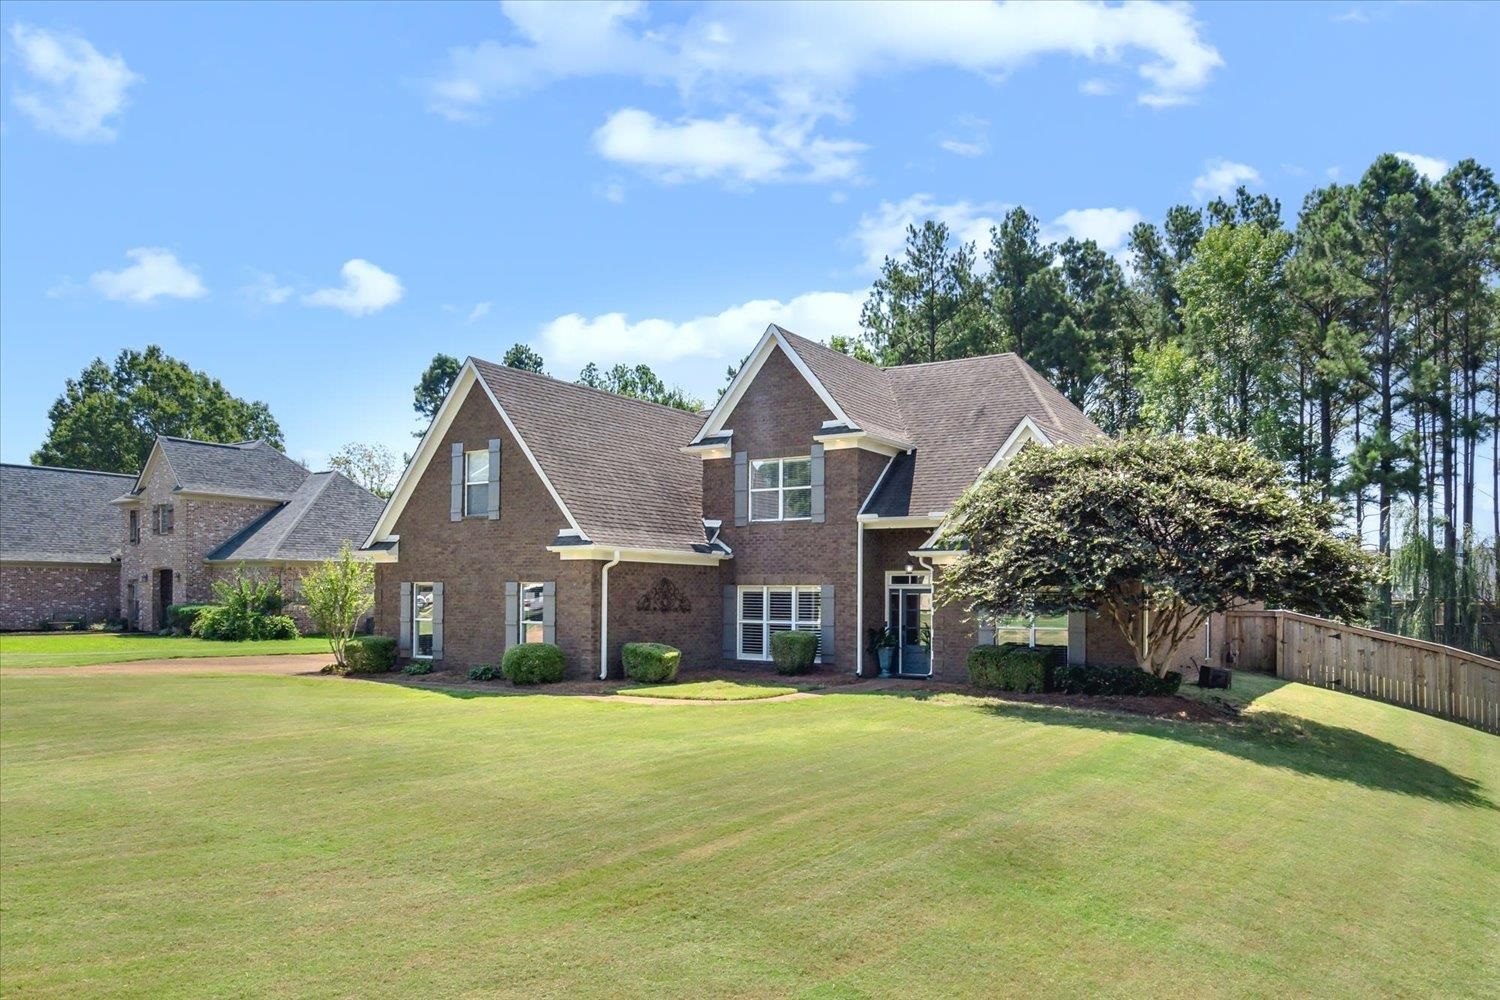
[937,435,1380,676]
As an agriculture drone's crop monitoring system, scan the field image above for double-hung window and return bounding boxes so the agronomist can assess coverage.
[463,450,490,516]
[519,582,545,644]
[128,509,140,543]
[749,457,812,522]
[153,504,174,534]
[413,583,435,658]
[738,585,821,660]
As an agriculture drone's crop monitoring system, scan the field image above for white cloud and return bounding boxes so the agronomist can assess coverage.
[1079,77,1115,96]
[8,23,140,142]
[1394,151,1448,182]
[241,271,293,307]
[1192,158,1261,201]
[89,248,206,303]
[538,289,867,368]
[1333,7,1370,24]
[1042,208,1144,253]
[938,115,988,158]
[431,1,1222,184]
[466,301,492,324]
[852,194,1009,272]
[303,259,404,316]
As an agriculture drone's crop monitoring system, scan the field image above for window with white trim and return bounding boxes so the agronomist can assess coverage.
[463,449,490,516]
[738,585,821,660]
[413,583,435,658]
[749,457,812,521]
[519,582,545,644]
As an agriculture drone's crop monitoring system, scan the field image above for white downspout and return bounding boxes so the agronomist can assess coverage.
[599,550,622,680]
[855,520,864,676]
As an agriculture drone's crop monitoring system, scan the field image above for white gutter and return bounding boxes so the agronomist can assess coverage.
[599,549,622,679]
[855,519,864,676]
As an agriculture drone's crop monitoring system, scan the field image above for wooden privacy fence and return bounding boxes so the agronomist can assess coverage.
[1225,609,1500,734]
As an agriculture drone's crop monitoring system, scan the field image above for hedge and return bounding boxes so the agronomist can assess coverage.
[502,643,566,685]
[967,643,1048,693]
[165,603,213,633]
[770,630,819,675]
[346,635,396,673]
[622,643,680,684]
[467,664,502,682]
[1051,663,1183,696]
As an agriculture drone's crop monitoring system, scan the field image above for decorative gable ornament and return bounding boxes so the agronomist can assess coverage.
[636,577,692,614]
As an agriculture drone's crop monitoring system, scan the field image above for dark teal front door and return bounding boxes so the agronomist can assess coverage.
[888,585,933,677]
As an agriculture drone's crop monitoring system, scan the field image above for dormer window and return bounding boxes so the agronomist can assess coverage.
[750,457,812,522]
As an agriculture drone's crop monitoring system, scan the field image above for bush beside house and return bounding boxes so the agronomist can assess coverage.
[967,644,1048,692]
[770,631,818,675]
[345,635,396,673]
[502,643,566,685]
[622,642,680,683]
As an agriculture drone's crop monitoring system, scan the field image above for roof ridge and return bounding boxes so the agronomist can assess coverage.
[1013,357,1064,430]
[883,351,1022,371]
[472,358,703,422]
[159,435,261,449]
[1,463,136,478]
[263,472,337,554]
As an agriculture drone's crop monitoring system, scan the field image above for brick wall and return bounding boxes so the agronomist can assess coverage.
[376,388,599,676]
[606,561,720,675]
[0,561,120,630]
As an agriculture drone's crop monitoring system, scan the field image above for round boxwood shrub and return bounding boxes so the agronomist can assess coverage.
[258,615,300,640]
[345,635,396,673]
[622,642,680,683]
[502,642,566,685]
[967,643,1047,693]
[770,630,819,675]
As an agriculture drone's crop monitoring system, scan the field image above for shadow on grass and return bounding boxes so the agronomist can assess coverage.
[971,696,1493,809]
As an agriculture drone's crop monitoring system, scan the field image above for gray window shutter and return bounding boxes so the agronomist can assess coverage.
[399,582,412,655]
[487,438,501,520]
[431,582,444,660]
[819,585,835,661]
[1067,611,1087,665]
[733,452,749,526]
[978,619,996,646]
[810,444,826,523]
[450,443,463,521]
[722,585,736,659]
[542,581,556,645]
[504,581,519,650]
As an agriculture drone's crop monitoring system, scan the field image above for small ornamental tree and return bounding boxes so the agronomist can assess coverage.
[939,436,1380,676]
[303,543,375,671]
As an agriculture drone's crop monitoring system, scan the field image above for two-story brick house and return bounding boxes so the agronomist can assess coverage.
[365,324,1218,680]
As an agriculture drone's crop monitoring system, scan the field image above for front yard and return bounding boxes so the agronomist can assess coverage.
[1,667,1496,997]
[0,632,328,668]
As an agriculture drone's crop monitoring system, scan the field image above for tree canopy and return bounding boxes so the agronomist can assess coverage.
[939,436,1379,675]
[32,345,282,474]
[576,362,702,412]
[413,353,461,424]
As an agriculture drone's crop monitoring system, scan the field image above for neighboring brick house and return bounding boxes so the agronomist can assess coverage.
[0,437,384,634]
[0,465,134,630]
[365,324,1229,681]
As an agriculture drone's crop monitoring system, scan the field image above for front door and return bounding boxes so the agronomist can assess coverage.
[157,569,173,625]
[887,578,933,677]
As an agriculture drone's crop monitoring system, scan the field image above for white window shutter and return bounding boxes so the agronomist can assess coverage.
[542,581,556,644]
[504,581,519,650]
[487,438,501,520]
[431,582,444,660]
[450,443,463,521]
[733,452,748,526]
[810,444,825,523]
[399,582,412,655]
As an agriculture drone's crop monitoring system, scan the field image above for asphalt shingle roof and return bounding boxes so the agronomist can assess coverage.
[147,437,310,499]
[0,464,134,563]
[772,327,912,445]
[207,471,386,562]
[472,360,710,553]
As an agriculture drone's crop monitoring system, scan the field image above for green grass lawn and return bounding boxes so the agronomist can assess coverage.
[618,680,804,700]
[0,632,328,668]
[2,671,1496,998]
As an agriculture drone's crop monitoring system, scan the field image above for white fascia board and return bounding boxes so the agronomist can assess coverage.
[908,548,961,564]
[984,416,1054,471]
[547,543,727,566]
[692,325,855,444]
[856,514,943,529]
[813,431,904,456]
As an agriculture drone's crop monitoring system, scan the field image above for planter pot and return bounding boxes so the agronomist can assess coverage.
[877,647,895,678]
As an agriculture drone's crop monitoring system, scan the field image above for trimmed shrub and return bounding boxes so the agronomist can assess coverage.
[259,615,299,640]
[622,643,680,684]
[967,643,1047,693]
[166,603,213,634]
[468,664,502,682]
[1051,663,1183,697]
[770,630,819,675]
[192,605,299,641]
[403,661,433,676]
[502,643,566,685]
[345,635,396,673]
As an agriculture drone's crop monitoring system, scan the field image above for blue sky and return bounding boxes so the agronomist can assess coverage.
[2,1,1496,474]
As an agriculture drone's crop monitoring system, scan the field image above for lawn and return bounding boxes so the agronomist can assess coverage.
[0,632,328,668]
[2,671,1496,998]
[617,679,804,700]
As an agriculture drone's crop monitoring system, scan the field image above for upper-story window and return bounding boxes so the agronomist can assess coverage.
[152,504,174,534]
[128,509,140,544]
[463,449,490,516]
[750,457,812,522]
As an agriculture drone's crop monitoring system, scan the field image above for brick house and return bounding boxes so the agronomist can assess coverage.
[366,324,1229,681]
[0,437,384,633]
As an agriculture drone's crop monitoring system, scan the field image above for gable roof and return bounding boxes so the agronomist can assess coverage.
[0,464,134,564]
[472,360,710,552]
[129,437,310,500]
[773,328,911,445]
[206,471,386,563]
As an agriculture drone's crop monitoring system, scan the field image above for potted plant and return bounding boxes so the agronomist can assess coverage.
[866,626,898,678]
